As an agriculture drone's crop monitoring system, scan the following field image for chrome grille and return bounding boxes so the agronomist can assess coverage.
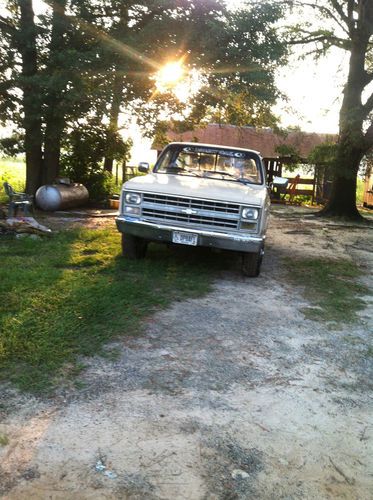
[142,193,240,230]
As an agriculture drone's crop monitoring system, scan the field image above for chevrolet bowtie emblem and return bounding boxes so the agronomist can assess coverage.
[182,208,198,215]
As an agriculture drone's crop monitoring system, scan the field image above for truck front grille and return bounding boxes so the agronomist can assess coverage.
[142,193,240,230]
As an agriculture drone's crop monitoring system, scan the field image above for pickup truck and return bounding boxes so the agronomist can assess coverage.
[116,142,270,276]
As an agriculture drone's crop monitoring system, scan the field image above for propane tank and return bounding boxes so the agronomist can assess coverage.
[35,183,89,211]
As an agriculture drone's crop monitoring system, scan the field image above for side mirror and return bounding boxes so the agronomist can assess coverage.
[138,162,150,173]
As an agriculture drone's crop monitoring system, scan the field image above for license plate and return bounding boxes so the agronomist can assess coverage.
[172,231,198,246]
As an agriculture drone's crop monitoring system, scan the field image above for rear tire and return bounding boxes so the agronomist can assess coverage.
[241,247,263,277]
[121,233,148,259]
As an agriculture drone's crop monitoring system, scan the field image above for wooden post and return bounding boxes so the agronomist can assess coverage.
[122,159,126,184]
[311,166,316,205]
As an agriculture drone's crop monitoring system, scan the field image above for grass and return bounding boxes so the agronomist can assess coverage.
[286,257,369,323]
[0,228,231,394]
[0,157,26,203]
[356,177,364,205]
[0,434,9,446]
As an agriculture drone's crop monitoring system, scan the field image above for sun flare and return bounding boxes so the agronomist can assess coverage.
[155,61,185,90]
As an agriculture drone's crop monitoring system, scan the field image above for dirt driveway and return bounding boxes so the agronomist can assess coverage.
[1,207,372,499]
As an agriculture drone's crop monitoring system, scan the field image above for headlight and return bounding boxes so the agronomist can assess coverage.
[124,206,141,215]
[124,192,141,205]
[241,207,259,220]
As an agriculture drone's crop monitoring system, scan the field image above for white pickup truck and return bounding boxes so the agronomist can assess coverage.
[116,142,270,276]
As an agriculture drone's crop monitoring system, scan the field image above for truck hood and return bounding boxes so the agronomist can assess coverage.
[124,173,266,206]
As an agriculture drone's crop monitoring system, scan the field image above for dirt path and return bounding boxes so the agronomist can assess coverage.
[1,208,372,499]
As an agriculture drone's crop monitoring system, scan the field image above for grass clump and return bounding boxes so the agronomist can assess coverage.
[0,434,9,446]
[286,257,369,323]
[0,227,230,393]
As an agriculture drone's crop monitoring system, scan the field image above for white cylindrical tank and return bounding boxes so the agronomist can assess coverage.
[35,184,89,211]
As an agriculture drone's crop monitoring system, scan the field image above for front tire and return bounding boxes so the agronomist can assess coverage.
[241,247,263,277]
[121,233,148,259]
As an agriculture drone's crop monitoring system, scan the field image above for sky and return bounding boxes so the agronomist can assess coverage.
[274,47,347,134]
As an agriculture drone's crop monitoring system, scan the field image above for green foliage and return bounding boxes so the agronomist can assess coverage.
[60,120,131,202]
[0,134,24,157]
[308,142,338,167]
[275,144,302,172]
[0,227,230,393]
[275,144,301,161]
[286,257,368,323]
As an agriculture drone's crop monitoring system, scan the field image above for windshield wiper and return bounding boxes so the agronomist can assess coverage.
[203,170,236,179]
[164,167,202,177]
[203,170,253,185]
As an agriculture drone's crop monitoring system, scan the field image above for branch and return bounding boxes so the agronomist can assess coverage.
[289,1,350,36]
[363,93,373,116]
[328,0,353,32]
[364,121,373,151]
[363,71,373,87]
[0,15,16,35]
[288,30,350,50]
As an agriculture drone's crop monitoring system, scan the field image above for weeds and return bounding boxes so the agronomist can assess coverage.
[0,434,9,446]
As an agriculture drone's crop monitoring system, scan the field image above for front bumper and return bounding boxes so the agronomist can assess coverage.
[116,216,264,253]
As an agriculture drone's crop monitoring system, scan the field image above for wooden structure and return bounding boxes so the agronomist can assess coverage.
[157,123,337,158]
[363,164,373,208]
[263,157,324,204]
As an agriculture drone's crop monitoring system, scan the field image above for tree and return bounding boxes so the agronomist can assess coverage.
[0,0,109,192]
[0,1,44,194]
[0,0,288,193]
[134,1,288,140]
[287,0,373,219]
[99,0,287,168]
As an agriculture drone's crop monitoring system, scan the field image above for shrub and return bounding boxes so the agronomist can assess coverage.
[60,120,131,204]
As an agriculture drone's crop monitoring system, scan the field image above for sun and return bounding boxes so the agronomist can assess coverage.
[155,61,185,91]
[152,60,202,103]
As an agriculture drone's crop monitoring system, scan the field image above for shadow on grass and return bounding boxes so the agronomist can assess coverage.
[0,228,237,393]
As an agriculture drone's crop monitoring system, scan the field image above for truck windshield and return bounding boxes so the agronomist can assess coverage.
[154,145,263,185]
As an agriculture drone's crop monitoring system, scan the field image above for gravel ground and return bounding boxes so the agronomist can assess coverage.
[1,207,372,499]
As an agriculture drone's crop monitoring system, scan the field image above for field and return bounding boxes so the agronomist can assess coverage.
[0,158,26,203]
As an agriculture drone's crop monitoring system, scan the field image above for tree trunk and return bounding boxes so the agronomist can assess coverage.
[43,0,67,184]
[43,116,64,184]
[319,163,361,219]
[18,0,43,194]
[103,71,123,173]
[319,32,370,220]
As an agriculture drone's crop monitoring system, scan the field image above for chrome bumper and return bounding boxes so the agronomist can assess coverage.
[116,216,264,253]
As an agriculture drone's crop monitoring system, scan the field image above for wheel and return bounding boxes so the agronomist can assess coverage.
[121,233,148,259]
[241,247,264,277]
